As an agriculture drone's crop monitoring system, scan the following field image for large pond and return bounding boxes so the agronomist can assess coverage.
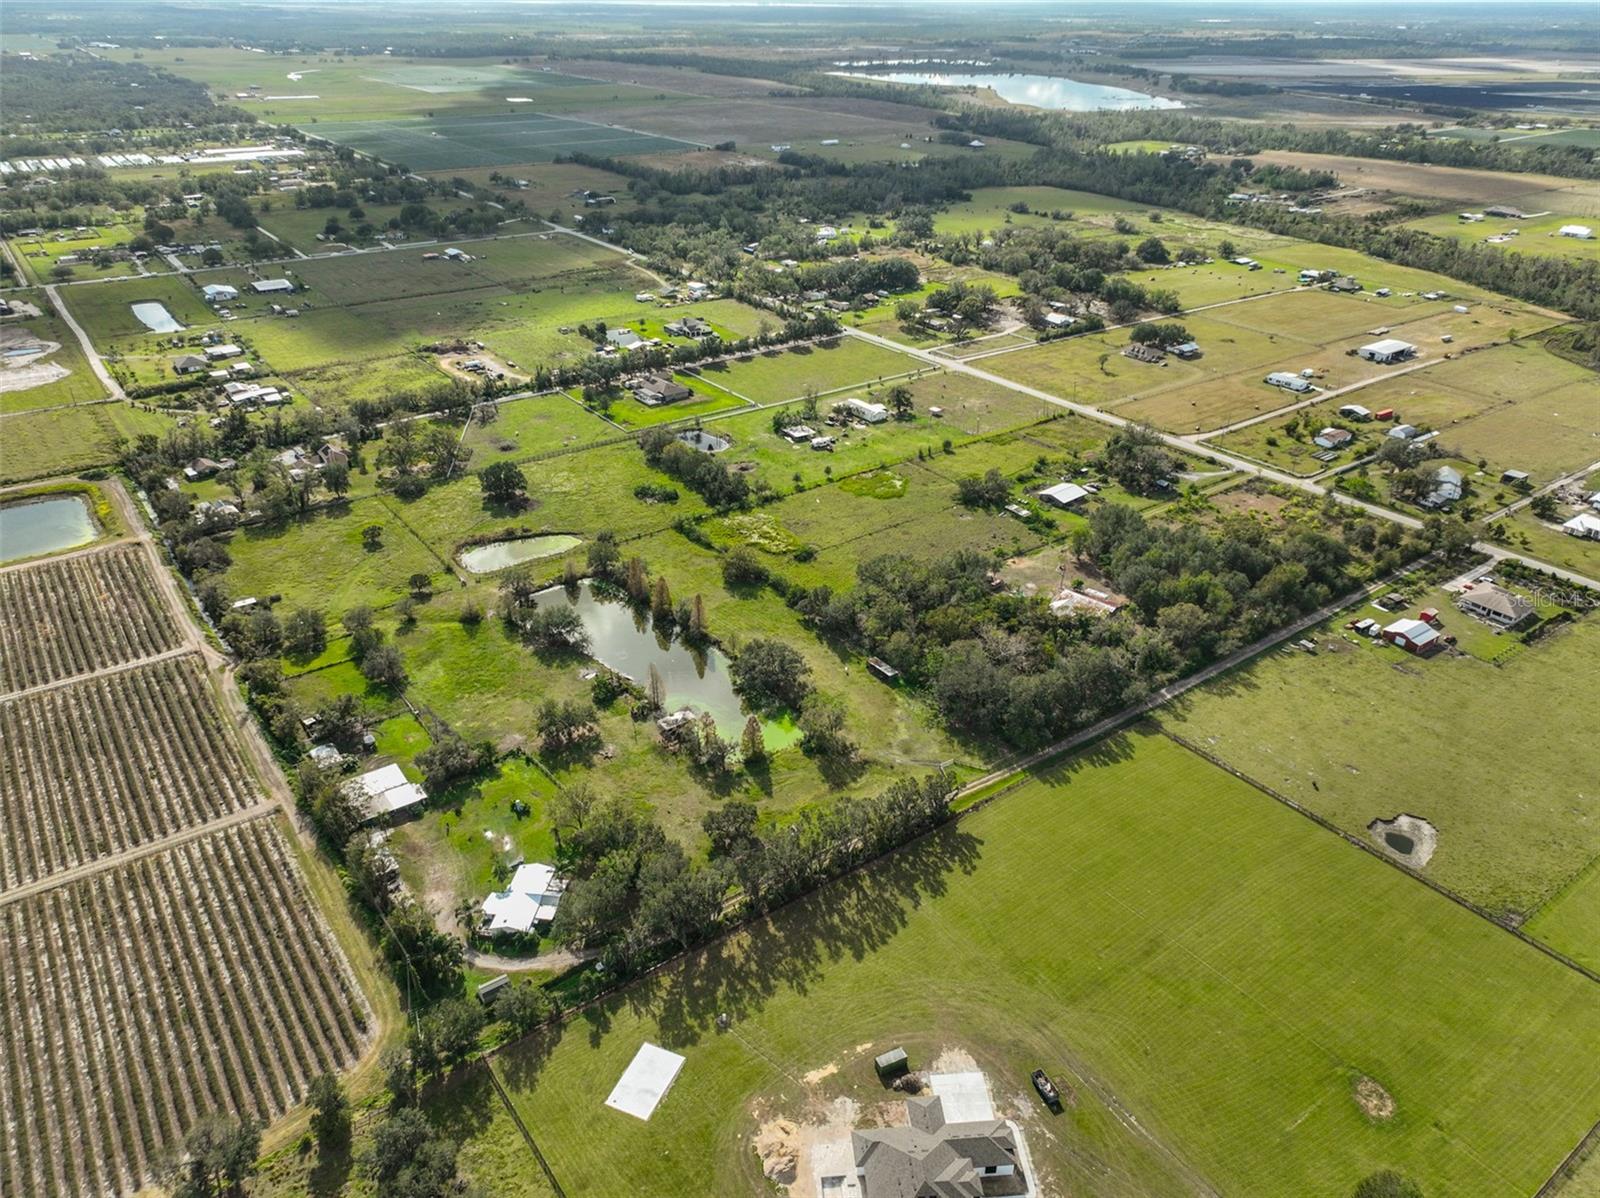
[534,581,749,735]
[0,493,98,563]
[130,301,184,333]
[459,534,583,574]
[830,69,1184,112]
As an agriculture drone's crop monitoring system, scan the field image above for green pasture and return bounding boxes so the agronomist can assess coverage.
[1159,601,1600,921]
[685,337,919,404]
[0,402,173,484]
[486,730,1600,1197]
[59,274,215,343]
[1403,211,1600,263]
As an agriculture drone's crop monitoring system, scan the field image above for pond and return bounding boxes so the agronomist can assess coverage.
[0,493,98,563]
[130,301,184,333]
[534,581,750,736]
[830,69,1184,112]
[678,429,731,454]
[459,534,583,575]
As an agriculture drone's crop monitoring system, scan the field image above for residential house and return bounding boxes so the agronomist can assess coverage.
[606,328,646,351]
[1042,312,1071,328]
[251,278,294,294]
[1358,339,1417,365]
[1264,371,1312,393]
[664,316,713,338]
[836,397,889,424]
[204,343,243,361]
[1420,466,1464,509]
[202,283,239,303]
[1051,587,1124,617]
[480,862,567,936]
[1563,513,1600,541]
[1313,427,1354,450]
[344,763,427,825]
[1456,583,1535,628]
[632,374,692,406]
[442,247,470,261]
[1381,618,1442,655]
[778,423,816,443]
[1558,225,1594,239]
[850,1095,1026,1198]
[173,353,210,374]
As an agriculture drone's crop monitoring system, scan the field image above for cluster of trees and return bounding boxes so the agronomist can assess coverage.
[790,255,920,301]
[638,424,758,509]
[549,770,957,973]
[2,56,253,132]
[953,221,1183,320]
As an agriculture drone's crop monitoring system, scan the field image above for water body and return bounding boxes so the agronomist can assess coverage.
[830,69,1183,112]
[534,581,747,735]
[459,534,583,574]
[130,301,184,333]
[0,494,98,563]
[678,429,731,454]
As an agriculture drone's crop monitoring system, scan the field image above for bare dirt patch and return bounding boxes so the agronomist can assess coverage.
[754,1117,801,1184]
[1210,487,1291,519]
[1354,1075,1396,1121]
[802,1062,839,1085]
[931,1046,979,1074]
[1369,813,1439,867]
[1252,150,1600,212]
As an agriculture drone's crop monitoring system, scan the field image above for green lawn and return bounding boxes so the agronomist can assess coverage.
[685,338,916,404]
[1404,211,1600,263]
[486,730,1600,1197]
[1158,600,1600,922]
[0,402,174,484]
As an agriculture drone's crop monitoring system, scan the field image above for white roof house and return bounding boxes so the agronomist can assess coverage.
[204,343,243,360]
[480,862,566,935]
[251,278,294,293]
[1264,371,1312,392]
[1038,482,1090,508]
[1558,225,1594,239]
[1421,466,1464,508]
[344,763,427,824]
[606,328,645,350]
[1358,338,1417,364]
[1564,513,1600,540]
[836,397,889,424]
[202,283,239,302]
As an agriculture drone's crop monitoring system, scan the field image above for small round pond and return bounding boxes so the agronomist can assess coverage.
[678,429,731,454]
[0,493,99,563]
[459,534,583,574]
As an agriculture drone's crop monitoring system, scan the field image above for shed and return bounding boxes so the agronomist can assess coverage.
[1500,469,1530,485]
[1038,482,1090,508]
[1558,224,1594,239]
[1382,618,1441,655]
[1387,424,1420,440]
[251,278,294,293]
[1337,404,1372,421]
[201,283,239,303]
[874,1048,909,1079]
[476,975,510,1005]
[866,657,900,683]
[1171,341,1201,359]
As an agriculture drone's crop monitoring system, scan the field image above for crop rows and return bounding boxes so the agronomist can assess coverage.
[0,546,180,694]
[0,656,258,892]
[0,818,371,1198]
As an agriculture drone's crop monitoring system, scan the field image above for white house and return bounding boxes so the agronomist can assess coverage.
[204,343,243,360]
[836,397,889,424]
[251,278,294,294]
[1313,427,1353,449]
[480,862,566,936]
[1420,466,1463,509]
[1264,371,1312,393]
[1558,224,1594,239]
[606,328,646,350]
[1358,338,1417,365]
[202,283,239,303]
[344,763,427,825]
[1564,513,1600,541]
[1038,482,1089,509]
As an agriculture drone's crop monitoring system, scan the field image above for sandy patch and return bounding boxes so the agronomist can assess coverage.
[0,299,43,319]
[1354,1076,1396,1121]
[0,360,69,393]
[930,1046,979,1074]
[755,1117,800,1184]
[802,1062,839,1085]
[1368,813,1438,867]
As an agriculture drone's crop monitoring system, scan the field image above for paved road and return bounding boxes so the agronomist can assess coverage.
[1482,457,1600,523]
[844,327,1600,590]
[43,282,124,399]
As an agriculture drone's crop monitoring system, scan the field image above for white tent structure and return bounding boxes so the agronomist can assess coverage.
[605,1043,686,1121]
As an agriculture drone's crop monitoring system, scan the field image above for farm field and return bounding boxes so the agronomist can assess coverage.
[1249,150,1600,216]
[0,403,175,486]
[0,655,261,891]
[307,110,701,171]
[0,543,179,692]
[0,817,371,1198]
[1158,600,1600,922]
[486,730,1600,1197]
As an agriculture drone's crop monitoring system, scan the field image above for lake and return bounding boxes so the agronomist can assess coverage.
[830,69,1183,112]
[0,493,99,563]
[130,301,184,333]
[459,534,583,574]
[534,581,748,735]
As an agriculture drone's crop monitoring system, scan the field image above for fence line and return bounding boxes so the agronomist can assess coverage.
[482,1060,568,1198]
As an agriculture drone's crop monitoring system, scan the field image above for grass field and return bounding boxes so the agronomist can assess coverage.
[0,402,174,484]
[307,111,701,171]
[1404,211,1600,263]
[1250,150,1600,217]
[686,337,919,404]
[1158,598,1600,922]
[484,730,1600,1197]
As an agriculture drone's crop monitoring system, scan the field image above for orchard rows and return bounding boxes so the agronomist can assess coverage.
[0,546,179,694]
[0,820,370,1198]
[0,656,258,892]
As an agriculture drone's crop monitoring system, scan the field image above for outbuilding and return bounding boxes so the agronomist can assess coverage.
[1558,224,1594,239]
[1358,338,1417,365]
[1038,481,1090,508]
[1337,404,1372,421]
[836,397,889,424]
[1382,618,1441,655]
[1313,427,1353,449]
[251,278,294,294]
[1264,371,1312,393]
[202,283,239,303]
